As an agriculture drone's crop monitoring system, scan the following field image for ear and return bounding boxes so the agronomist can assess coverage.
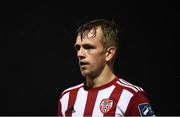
[105,47,116,62]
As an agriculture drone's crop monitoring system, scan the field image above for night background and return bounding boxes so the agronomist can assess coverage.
[0,1,179,116]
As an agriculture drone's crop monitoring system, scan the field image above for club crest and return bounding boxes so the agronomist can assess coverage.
[100,98,113,113]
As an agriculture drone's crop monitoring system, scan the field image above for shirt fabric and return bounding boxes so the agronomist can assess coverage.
[57,77,155,116]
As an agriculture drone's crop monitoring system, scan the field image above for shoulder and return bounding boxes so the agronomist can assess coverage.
[116,78,144,94]
[60,83,84,97]
[116,78,150,102]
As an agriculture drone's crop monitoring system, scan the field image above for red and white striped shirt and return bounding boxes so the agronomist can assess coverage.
[57,77,155,116]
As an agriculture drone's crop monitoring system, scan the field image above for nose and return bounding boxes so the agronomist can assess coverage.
[77,47,85,59]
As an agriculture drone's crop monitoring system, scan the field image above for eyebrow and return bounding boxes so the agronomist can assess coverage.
[74,43,95,49]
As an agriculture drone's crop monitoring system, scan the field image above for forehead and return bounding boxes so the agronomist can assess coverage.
[75,27,103,44]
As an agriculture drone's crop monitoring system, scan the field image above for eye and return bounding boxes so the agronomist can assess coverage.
[83,44,95,50]
[74,44,80,51]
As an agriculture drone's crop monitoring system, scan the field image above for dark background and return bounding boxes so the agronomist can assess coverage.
[1,1,179,116]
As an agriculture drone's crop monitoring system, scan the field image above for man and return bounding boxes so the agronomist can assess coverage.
[57,19,155,116]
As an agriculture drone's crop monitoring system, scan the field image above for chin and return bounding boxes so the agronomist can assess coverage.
[81,72,97,78]
[81,71,90,77]
[81,72,88,77]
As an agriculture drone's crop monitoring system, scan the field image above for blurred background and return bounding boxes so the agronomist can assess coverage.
[0,1,179,115]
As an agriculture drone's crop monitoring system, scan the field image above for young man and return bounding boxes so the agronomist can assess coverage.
[57,19,155,116]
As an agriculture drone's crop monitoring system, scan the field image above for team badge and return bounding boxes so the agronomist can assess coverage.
[138,103,154,116]
[100,98,113,113]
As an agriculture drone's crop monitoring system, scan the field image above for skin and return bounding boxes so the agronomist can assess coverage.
[74,27,116,88]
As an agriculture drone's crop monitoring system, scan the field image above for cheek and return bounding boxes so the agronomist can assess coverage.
[87,49,106,64]
[90,54,106,66]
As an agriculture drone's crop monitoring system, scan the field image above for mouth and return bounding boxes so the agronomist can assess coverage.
[79,61,89,66]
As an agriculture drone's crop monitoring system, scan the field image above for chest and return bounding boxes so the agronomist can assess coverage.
[62,86,127,116]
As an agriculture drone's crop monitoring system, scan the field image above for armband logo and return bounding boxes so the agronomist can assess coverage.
[138,103,154,116]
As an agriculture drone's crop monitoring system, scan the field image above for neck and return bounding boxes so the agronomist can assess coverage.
[85,65,116,88]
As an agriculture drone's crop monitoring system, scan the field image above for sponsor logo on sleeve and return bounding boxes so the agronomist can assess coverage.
[138,103,154,116]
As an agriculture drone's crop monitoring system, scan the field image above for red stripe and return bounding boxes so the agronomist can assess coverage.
[65,88,79,116]
[83,90,98,116]
[57,99,62,116]
[104,84,123,116]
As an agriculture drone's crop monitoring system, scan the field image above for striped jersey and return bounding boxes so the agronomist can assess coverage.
[57,77,155,116]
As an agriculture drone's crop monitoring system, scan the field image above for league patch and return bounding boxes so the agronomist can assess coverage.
[138,103,154,116]
[100,98,113,113]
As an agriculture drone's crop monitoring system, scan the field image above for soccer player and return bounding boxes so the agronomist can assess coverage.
[57,19,155,116]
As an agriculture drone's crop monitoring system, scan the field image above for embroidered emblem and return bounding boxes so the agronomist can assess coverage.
[100,98,113,113]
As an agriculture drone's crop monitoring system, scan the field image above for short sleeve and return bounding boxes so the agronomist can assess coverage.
[125,91,155,116]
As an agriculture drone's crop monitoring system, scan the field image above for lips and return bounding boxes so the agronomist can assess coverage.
[79,61,89,66]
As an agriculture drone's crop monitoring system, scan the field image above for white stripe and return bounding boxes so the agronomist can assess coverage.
[60,92,69,115]
[92,85,116,116]
[72,87,88,117]
[120,79,142,91]
[139,87,144,91]
[62,83,83,94]
[116,89,133,114]
[117,81,138,92]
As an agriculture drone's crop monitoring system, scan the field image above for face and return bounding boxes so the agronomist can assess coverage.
[74,27,107,78]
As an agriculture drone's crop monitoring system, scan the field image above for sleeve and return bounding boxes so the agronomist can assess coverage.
[125,91,155,116]
[57,95,63,116]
